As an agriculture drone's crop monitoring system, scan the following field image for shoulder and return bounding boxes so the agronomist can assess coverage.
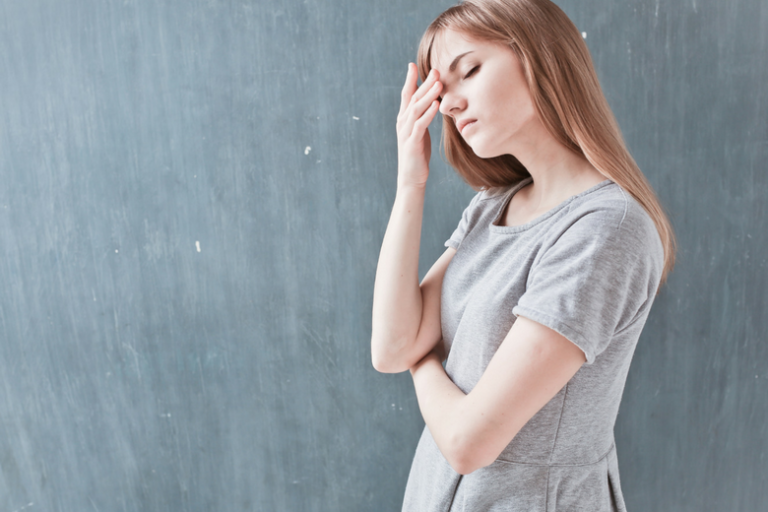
[571,182,660,243]
[564,181,664,276]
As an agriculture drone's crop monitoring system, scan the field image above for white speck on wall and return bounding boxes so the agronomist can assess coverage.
[352,116,360,120]
[196,241,201,252]
[581,32,587,39]
[115,249,119,253]
[304,146,311,155]
[316,160,321,163]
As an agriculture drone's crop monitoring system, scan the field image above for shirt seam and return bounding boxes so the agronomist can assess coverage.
[446,474,462,510]
[494,441,616,468]
[616,185,630,229]
[546,380,569,465]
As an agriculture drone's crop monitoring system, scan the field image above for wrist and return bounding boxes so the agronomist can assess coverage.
[396,180,427,195]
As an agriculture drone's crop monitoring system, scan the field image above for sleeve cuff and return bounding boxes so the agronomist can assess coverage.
[511,305,595,364]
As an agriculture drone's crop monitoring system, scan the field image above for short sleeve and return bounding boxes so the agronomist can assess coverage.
[511,206,662,364]
[445,191,483,250]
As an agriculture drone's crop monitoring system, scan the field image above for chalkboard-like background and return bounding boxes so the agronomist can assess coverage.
[0,0,765,510]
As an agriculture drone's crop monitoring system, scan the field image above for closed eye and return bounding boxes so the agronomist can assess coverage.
[437,66,480,102]
[464,65,479,79]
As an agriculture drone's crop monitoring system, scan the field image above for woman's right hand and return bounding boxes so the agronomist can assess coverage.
[396,63,443,189]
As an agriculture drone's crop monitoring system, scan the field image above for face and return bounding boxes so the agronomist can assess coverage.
[431,29,538,159]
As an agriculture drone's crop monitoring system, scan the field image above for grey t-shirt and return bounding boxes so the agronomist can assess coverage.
[402,177,664,512]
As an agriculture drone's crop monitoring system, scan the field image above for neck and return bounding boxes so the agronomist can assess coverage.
[504,119,603,206]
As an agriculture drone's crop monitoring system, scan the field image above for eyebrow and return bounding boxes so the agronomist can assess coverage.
[448,51,474,73]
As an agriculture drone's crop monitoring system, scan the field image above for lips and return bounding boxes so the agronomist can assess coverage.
[456,118,477,135]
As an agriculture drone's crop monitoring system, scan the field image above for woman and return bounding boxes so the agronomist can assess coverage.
[371,0,675,510]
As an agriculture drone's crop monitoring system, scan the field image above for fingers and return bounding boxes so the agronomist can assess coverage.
[400,79,441,139]
[411,100,440,135]
[399,63,441,117]
[411,81,441,116]
[410,68,441,105]
[398,64,417,117]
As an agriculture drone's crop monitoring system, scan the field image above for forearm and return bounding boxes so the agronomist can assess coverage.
[409,353,474,473]
[373,61,444,373]
[371,184,427,372]
[409,317,590,475]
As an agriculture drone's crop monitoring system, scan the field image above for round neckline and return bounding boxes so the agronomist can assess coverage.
[489,177,615,233]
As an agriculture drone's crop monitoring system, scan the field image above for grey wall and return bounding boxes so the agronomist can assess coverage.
[0,0,764,510]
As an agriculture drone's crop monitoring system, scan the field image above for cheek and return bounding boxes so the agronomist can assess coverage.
[497,93,535,130]
[487,76,535,123]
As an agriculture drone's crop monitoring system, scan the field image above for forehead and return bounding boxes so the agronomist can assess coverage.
[430,29,496,73]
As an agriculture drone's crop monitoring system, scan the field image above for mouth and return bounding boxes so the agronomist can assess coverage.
[457,119,477,135]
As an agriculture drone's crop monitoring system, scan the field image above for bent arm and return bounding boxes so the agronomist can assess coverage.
[371,185,456,373]
[409,315,587,474]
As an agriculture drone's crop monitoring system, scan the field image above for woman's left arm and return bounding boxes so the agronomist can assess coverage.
[409,315,586,475]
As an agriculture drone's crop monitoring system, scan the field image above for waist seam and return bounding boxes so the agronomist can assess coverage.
[494,441,615,468]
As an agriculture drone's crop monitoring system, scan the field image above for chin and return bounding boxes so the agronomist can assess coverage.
[468,142,502,160]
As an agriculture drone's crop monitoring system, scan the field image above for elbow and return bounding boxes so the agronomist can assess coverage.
[371,352,405,374]
[370,335,412,374]
[443,431,499,476]
[447,457,476,476]
[445,443,482,476]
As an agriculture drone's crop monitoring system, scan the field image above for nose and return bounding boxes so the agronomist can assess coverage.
[438,88,465,118]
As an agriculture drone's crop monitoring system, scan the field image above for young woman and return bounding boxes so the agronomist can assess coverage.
[371,0,675,510]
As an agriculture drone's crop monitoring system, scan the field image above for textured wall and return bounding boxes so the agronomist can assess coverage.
[0,0,764,510]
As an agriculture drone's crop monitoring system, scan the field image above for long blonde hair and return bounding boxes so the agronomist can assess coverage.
[417,0,676,289]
